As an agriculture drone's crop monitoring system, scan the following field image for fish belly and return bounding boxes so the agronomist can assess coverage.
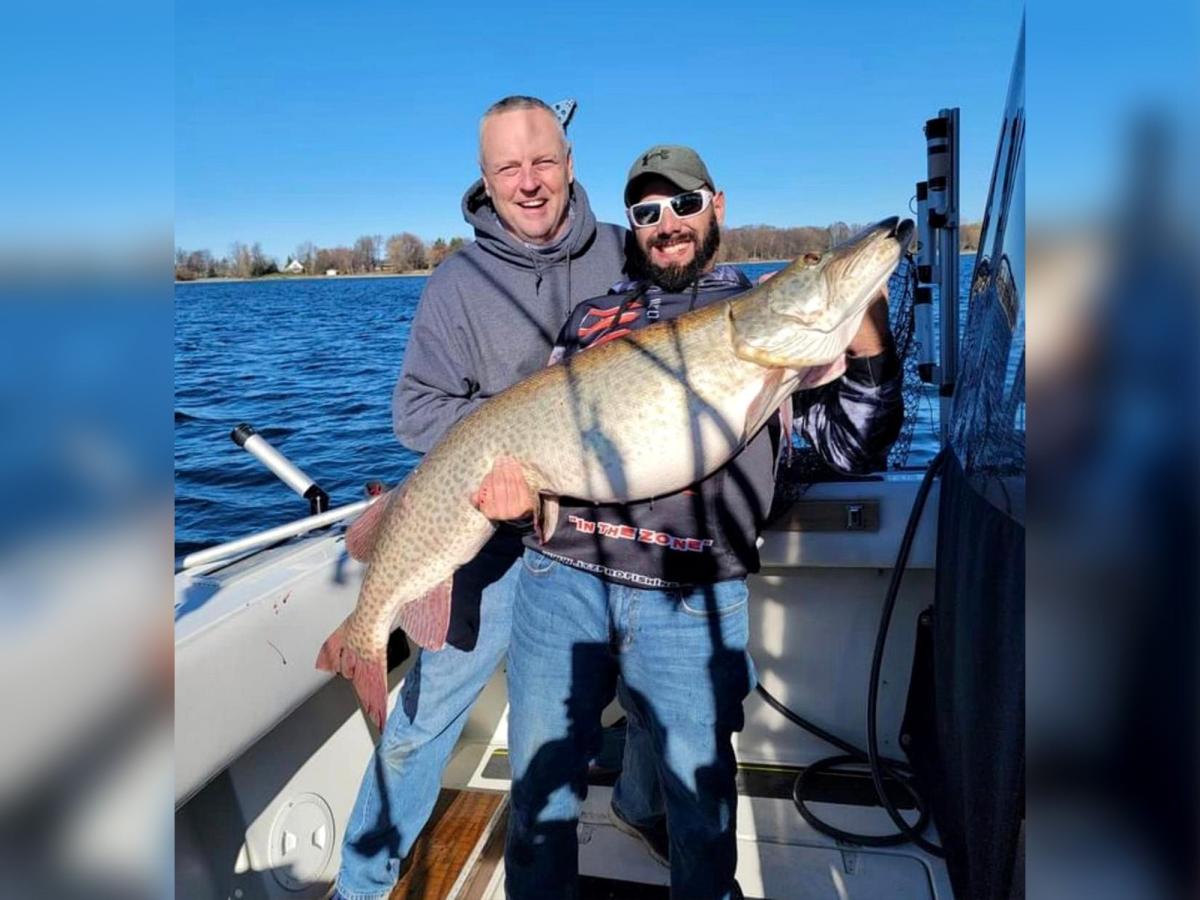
[549,338,772,502]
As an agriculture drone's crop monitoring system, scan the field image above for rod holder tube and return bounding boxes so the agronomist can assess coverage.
[913,285,938,384]
[925,115,951,224]
[936,108,960,439]
[916,181,937,284]
[231,423,330,515]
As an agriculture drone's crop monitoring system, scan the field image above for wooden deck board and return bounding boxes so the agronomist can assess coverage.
[388,789,505,900]
[456,805,509,900]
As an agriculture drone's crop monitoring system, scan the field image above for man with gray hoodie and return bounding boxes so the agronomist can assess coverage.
[331,97,655,900]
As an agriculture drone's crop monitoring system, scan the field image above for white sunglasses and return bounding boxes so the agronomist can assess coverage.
[627,189,714,228]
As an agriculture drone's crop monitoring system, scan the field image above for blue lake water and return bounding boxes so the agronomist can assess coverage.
[175,258,979,557]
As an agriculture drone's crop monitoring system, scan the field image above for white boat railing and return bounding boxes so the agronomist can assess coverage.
[178,498,376,571]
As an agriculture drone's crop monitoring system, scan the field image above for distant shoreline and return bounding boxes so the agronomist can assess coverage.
[175,253,975,285]
[175,270,432,285]
[175,262,791,285]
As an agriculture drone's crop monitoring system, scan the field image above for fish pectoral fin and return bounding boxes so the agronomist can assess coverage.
[534,494,561,544]
[396,579,453,652]
[744,369,786,441]
[796,356,847,390]
[779,398,795,464]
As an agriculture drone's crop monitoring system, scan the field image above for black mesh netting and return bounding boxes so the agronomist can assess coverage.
[948,250,1026,478]
[771,256,928,509]
[885,255,925,470]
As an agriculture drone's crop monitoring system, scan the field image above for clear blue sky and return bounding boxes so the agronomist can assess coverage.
[175,1,1024,263]
[2,0,173,244]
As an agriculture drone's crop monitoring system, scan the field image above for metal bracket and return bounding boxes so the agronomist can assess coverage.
[840,846,860,874]
[773,499,880,532]
[551,98,577,131]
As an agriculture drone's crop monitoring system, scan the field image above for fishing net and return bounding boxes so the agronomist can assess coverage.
[771,255,928,508]
[885,255,925,470]
[947,114,1026,483]
[948,253,1025,478]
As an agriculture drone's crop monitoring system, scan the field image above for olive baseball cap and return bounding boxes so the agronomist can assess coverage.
[624,145,715,206]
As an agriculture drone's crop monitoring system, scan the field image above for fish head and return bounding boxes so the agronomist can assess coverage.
[731,217,914,367]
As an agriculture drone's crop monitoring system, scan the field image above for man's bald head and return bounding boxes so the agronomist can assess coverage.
[477,96,568,167]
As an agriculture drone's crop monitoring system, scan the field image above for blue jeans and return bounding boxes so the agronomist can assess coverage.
[334,543,662,900]
[505,550,756,900]
[333,547,520,900]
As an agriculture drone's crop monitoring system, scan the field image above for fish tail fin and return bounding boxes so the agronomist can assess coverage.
[315,618,388,731]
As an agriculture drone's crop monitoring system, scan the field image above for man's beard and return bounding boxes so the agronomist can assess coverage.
[642,217,721,293]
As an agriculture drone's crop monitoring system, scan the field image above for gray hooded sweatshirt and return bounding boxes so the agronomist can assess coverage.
[393,180,629,452]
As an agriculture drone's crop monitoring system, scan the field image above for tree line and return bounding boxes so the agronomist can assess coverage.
[176,223,982,281]
[174,233,467,281]
[717,222,861,262]
[717,221,983,262]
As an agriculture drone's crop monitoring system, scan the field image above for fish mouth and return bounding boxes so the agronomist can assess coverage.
[887,216,915,247]
[729,215,915,368]
[847,216,914,254]
[790,216,915,329]
[826,215,913,278]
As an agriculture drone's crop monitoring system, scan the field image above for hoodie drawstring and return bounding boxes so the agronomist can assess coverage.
[532,254,544,294]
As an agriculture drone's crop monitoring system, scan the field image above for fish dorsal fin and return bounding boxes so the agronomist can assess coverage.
[345,488,397,562]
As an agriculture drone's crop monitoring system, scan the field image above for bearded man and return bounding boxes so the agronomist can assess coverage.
[486,145,904,899]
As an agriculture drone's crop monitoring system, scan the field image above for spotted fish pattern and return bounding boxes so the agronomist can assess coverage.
[316,218,914,730]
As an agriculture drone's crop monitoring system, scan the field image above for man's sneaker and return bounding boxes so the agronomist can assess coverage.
[608,802,670,868]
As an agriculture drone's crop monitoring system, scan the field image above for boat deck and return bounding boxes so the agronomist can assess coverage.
[394,744,956,900]
[387,789,506,900]
[174,477,1022,899]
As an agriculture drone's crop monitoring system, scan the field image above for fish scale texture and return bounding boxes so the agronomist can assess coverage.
[316,220,911,728]
[341,302,771,675]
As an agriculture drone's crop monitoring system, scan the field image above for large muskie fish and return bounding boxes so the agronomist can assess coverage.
[318,217,914,728]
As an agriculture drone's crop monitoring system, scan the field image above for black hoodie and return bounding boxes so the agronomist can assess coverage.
[525,266,903,588]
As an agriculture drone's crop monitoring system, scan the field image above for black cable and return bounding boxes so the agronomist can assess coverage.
[756,447,947,854]
[755,685,931,848]
[865,448,946,853]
